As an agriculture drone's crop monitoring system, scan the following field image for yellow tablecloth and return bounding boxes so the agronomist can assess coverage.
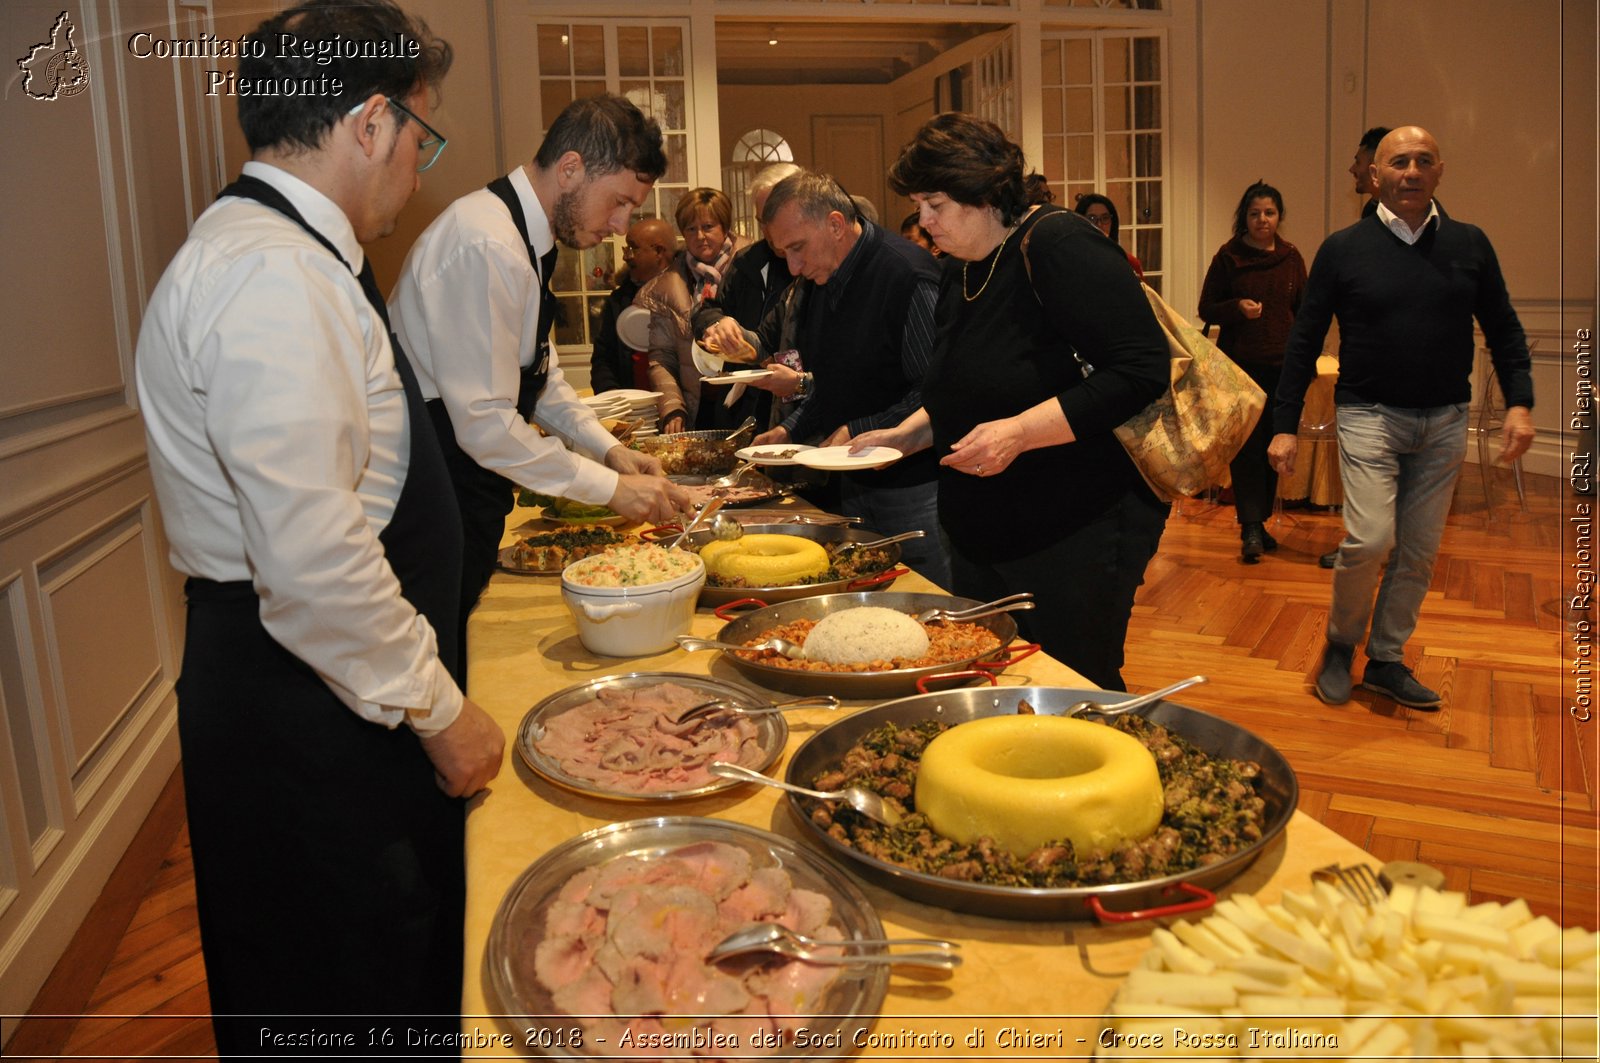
[459,505,1374,1055]
[1278,354,1342,507]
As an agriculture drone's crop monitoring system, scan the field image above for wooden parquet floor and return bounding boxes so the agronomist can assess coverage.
[12,470,1597,1060]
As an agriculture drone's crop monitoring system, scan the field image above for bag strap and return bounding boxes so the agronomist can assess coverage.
[1016,208,1096,376]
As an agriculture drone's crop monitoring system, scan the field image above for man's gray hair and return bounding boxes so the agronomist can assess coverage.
[750,162,802,201]
[760,170,857,226]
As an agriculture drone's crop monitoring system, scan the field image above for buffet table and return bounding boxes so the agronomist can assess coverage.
[459,503,1375,1057]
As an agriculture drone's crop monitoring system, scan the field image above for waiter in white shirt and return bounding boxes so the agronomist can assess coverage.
[391,93,690,676]
[134,2,501,1055]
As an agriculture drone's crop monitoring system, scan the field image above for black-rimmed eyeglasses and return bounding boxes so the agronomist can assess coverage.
[347,95,448,173]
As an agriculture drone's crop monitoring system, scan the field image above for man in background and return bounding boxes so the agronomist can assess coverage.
[591,217,676,393]
[135,1,502,1053]
[1314,125,1394,570]
[391,94,689,676]
[1271,126,1534,710]
[732,171,952,588]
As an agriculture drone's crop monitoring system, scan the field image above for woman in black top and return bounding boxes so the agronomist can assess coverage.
[852,113,1170,690]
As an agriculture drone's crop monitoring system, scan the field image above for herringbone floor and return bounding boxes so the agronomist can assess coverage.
[12,470,1595,1060]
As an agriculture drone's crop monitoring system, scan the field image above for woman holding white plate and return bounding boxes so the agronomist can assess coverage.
[851,114,1171,690]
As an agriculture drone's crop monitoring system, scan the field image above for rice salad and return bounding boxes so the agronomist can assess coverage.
[562,543,701,588]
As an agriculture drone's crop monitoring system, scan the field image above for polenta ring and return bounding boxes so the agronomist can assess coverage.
[700,534,830,586]
[914,715,1163,857]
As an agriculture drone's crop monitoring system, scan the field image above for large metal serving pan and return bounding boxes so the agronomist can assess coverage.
[682,523,908,607]
[486,817,888,1060]
[634,429,738,475]
[515,672,786,801]
[782,685,1298,921]
[709,592,1026,697]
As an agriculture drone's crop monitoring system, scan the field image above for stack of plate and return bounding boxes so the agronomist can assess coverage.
[584,388,662,438]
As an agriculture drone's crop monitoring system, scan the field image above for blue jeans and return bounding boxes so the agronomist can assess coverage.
[838,476,953,590]
[1329,402,1469,662]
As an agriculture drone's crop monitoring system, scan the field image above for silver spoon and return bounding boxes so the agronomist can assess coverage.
[1065,675,1208,718]
[915,591,1036,624]
[706,923,960,969]
[707,762,904,827]
[834,530,925,556]
[675,634,807,660]
[676,693,841,724]
[709,512,744,540]
[710,460,757,488]
[665,497,725,550]
[723,415,759,447]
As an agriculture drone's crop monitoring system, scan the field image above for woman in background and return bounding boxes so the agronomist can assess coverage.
[638,187,747,432]
[1074,193,1144,280]
[853,114,1171,690]
[1198,180,1307,562]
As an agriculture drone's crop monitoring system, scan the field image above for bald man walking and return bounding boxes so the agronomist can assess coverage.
[1270,126,1535,709]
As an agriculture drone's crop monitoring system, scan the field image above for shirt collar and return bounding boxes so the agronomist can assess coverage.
[823,218,873,305]
[241,160,367,272]
[1376,199,1441,245]
[510,165,556,260]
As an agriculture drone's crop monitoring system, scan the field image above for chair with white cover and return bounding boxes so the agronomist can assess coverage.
[1467,344,1530,514]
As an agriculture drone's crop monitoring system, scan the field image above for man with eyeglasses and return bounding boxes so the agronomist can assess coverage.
[134,1,501,1055]
[391,94,689,676]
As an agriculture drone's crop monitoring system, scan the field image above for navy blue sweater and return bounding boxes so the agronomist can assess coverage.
[1273,208,1532,435]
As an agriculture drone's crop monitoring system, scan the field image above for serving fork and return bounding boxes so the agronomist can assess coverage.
[707,922,960,969]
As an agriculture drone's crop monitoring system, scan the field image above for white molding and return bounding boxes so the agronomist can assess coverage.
[0,707,179,1025]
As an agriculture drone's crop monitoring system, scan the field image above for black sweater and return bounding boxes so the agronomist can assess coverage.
[691,240,789,338]
[925,206,1170,558]
[1273,209,1532,435]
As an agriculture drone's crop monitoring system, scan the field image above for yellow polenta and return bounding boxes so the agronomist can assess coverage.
[700,534,829,585]
[915,715,1163,857]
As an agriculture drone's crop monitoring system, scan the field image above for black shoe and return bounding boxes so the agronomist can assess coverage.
[1314,642,1355,704]
[1261,528,1279,552]
[1241,523,1266,563]
[1362,660,1442,709]
[1319,550,1338,569]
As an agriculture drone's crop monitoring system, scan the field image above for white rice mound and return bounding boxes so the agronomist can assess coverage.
[804,606,929,664]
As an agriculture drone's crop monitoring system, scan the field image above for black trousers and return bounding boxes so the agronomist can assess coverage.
[427,400,516,683]
[950,488,1169,691]
[178,583,464,1059]
[1230,361,1282,525]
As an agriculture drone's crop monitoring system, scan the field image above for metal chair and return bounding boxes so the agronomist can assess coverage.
[1467,346,1529,513]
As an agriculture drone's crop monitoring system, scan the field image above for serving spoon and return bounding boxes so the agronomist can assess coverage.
[833,529,925,557]
[676,692,841,724]
[664,497,725,550]
[1064,675,1208,718]
[707,762,903,827]
[706,923,960,969]
[915,591,1035,624]
[675,633,807,660]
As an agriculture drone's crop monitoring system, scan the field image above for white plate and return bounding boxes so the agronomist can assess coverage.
[605,389,661,403]
[690,341,724,378]
[614,305,651,351]
[702,368,774,386]
[795,445,904,472]
[735,442,818,467]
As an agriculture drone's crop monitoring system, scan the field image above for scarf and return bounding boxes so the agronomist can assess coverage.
[686,234,736,313]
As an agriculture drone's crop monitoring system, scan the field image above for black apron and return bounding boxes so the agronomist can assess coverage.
[426,175,558,679]
[177,175,466,1059]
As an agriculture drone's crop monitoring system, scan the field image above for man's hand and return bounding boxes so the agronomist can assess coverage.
[822,424,851,448]
[608,474,694,523]
[1498,406,1535,464]
[419,698,504,798]
[1267,432,1299,477]
[702,319,757,362]
[749,363,803,398]
[752,425,790,447]
[604,444,662,477]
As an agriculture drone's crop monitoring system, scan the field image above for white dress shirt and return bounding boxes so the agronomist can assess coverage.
[1377,199,1442,245]
[389,167,621,504]
[135,161,462,736]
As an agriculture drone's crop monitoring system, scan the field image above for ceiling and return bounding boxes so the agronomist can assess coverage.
[715,21,997,85]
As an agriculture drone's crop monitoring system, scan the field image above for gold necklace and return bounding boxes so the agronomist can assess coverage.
[962,221,1019,302]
